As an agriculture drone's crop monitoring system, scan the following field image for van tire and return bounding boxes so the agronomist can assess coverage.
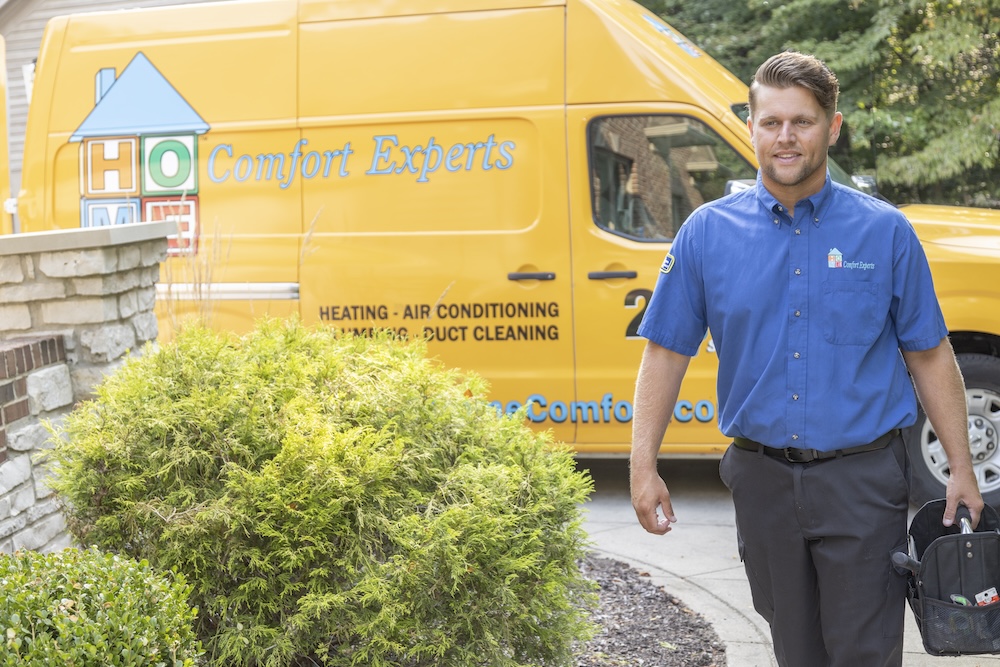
[904,353,1000,509]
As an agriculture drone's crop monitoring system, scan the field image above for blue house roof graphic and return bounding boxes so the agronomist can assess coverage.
[70,52,209,142]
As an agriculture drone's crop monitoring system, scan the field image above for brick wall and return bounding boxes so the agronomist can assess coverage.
[0,337,65,463]
[0,336,70,551]
[0,221,173,553]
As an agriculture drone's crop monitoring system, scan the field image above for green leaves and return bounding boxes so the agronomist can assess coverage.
[0,548,202,666]
[640,0,1000,207]
[46,319,596,666]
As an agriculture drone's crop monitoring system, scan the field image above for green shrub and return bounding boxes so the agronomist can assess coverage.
[0,547,202,665]
[45,320,595,666]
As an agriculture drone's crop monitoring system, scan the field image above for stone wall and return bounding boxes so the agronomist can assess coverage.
[0,221,174,553]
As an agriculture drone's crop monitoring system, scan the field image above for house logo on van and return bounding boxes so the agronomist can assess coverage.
[71,52,209,255]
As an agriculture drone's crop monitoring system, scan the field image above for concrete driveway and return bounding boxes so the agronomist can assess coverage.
[578,457,1000,666]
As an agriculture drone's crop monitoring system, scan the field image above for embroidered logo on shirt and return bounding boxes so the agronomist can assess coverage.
[827,248,875,270]
[660,254,675,274]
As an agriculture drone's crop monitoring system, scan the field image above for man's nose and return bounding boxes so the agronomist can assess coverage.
[777,122,794,142]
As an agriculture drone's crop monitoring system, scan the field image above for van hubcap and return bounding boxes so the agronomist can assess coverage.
[920,388,1000,494]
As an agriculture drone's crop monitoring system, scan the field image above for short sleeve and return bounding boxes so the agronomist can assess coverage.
[891,217,948,351]
[636,216,708,356]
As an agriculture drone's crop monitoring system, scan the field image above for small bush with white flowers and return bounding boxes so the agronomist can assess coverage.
[45,319,595,666]
[0,547,202,666]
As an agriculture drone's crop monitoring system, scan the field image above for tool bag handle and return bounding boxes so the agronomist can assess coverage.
[957,504,974,535]
[910,500,1000,560]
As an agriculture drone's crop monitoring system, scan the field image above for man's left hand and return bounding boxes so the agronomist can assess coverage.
[944,465,984,529]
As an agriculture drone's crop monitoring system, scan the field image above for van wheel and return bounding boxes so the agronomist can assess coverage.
[904,353,1000,508]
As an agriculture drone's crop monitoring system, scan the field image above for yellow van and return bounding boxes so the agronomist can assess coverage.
[8,0,1000,506]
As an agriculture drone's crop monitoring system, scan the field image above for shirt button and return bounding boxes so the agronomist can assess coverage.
[794,310,801,317]
[774,218,780,225]
[792,434,799,440]
[793,394,799,400]
[795,228,801,235]
[794,268,802,275]
[793,352,801,359]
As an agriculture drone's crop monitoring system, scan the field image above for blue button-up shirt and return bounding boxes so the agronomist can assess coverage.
[638,172,948,451]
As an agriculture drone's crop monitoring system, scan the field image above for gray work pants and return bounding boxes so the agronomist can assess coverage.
[719,435,909,667]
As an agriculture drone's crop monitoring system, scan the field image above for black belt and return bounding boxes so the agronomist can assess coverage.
[732,429,900,463]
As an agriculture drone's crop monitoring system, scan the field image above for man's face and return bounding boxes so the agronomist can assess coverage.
[748,84,843,204]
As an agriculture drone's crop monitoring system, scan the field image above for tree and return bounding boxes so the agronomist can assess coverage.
[640,0,1000,207]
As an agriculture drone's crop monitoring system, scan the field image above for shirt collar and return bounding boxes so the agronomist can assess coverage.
[755,170,834,226]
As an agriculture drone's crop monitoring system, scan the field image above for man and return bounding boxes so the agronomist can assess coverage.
[629,51,983,667]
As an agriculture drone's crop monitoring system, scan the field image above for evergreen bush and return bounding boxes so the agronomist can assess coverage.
[45,320,595,666]
[0,547,201,665]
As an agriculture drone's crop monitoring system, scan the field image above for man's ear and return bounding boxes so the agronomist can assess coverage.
[828,111,844,147]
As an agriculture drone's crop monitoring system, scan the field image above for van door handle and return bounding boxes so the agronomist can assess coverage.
[588,271,638,280]
[508,272,556,281]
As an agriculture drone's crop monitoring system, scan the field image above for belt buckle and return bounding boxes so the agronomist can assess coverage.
[783,447,815,463]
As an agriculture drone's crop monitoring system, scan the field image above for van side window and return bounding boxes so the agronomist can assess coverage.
[589,116,755,242]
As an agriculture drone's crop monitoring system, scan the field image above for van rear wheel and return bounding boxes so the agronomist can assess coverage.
[904,353,1000,509]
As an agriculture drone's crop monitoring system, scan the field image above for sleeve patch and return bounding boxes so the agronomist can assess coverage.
[660,254,675,274]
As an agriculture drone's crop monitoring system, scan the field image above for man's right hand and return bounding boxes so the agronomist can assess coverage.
[630,342,690,536]
[630,468,677,535]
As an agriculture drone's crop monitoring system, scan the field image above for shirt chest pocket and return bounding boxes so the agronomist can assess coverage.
[821,280,882,346]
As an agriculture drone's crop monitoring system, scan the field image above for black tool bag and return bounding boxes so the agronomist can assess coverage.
[897,499,1000,655]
